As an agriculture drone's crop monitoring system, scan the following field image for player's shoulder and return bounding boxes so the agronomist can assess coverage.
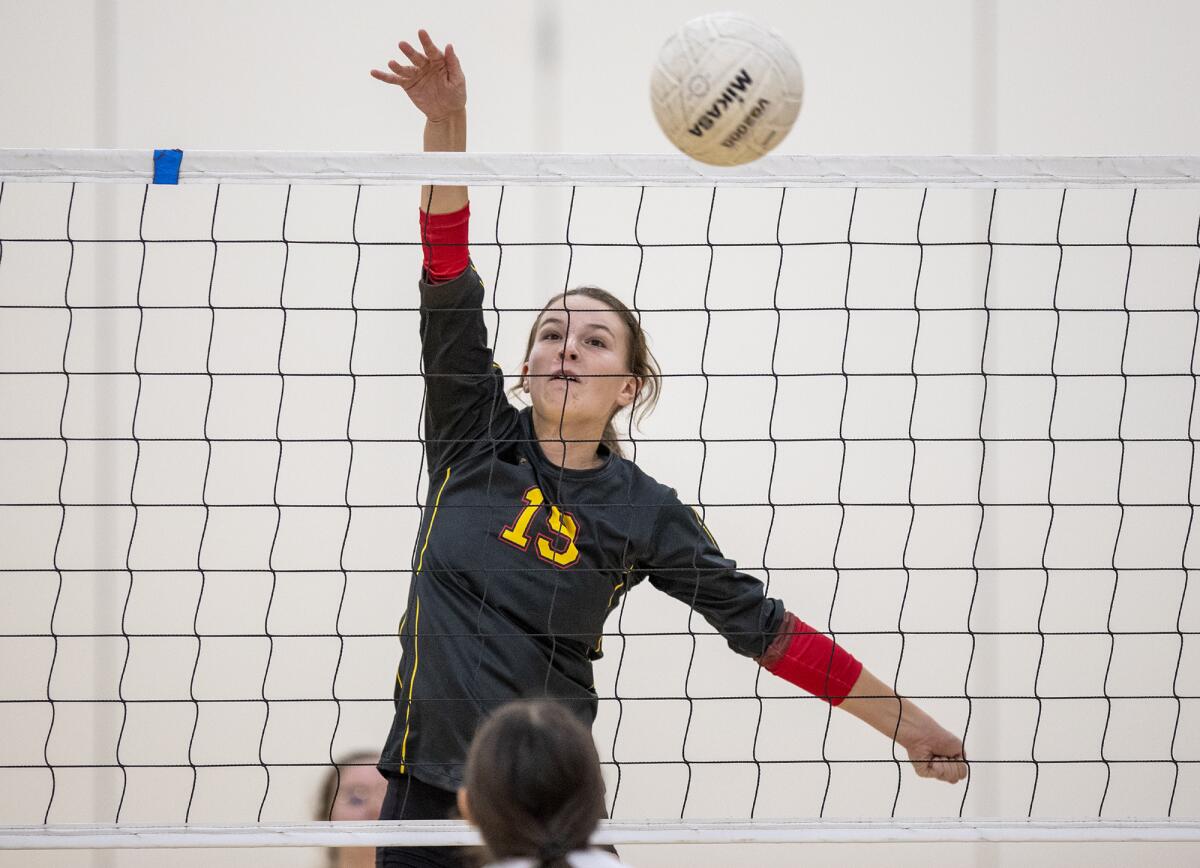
[610,454,680,509]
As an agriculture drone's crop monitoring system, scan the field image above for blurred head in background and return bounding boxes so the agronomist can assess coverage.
[317,750,387,868]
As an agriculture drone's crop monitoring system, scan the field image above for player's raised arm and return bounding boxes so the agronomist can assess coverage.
[371,29,468,215]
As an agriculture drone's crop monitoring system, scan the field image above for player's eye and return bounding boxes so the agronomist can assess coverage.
[587,337,606,348]
[540,330,561,341]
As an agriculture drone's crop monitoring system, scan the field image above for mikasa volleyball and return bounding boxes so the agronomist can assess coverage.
[650,12,804,166]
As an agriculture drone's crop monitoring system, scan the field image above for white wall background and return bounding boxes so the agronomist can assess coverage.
[2,2,1200,867]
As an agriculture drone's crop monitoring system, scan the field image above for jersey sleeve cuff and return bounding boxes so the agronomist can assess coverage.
[419,260,485,305]
[419,203,471,284]
[759,611,864,706]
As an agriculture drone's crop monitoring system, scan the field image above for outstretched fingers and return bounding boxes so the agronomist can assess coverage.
[371,29,465,106]
[369,60,418,86]
[417,29,444,61]
[397,39,428,67]
[443,43,463,81]
[387,59,419,78]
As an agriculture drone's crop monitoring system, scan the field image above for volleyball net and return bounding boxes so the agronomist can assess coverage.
[1,150,1199,849]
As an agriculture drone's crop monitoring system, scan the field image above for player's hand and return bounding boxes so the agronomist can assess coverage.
[370,29,466,122]
[904,723,968,784]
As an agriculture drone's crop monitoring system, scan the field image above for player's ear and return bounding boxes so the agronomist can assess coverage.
[614,374,639,409]
[456,787,473,824]
[520,361,531,393]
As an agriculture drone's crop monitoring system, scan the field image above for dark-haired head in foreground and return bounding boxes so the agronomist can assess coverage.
[458,701,611,868]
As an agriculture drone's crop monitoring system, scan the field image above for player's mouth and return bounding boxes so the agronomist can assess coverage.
[551,373,580,383]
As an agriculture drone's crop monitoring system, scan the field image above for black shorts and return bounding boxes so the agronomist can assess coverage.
[376,772,474,868]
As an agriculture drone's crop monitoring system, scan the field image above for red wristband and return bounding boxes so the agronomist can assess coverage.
[758,611,863,706]
[419,204,470,283]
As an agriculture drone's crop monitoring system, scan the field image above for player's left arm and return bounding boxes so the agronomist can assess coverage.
[840,667,968,783]
[642,498,784,659]
[758,614,966,782]
[644,495,966,784]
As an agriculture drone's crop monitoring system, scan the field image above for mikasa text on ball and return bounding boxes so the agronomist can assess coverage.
[650,12,804,167]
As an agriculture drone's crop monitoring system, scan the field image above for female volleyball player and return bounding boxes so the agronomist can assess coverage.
[459,701,625,868]
[370,30,967,868]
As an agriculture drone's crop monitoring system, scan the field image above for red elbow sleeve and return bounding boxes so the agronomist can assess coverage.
[419,204,470,283]
[759,612,863,706]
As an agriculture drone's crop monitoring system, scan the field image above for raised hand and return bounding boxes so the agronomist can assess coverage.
[371,29,466,122]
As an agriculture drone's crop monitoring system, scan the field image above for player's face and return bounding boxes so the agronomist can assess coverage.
[523,294,639,432]
[329,763,387,822]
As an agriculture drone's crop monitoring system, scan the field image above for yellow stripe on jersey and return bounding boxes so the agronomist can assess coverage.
[416,467,452,574]
[398,596,421,773]
[606,581,626,610]
[398,466,452,773]
[594,571,632,653]
[396,611,408,688]
[690,506,719,548]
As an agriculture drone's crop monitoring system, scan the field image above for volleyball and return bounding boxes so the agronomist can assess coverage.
[650,12,804,166]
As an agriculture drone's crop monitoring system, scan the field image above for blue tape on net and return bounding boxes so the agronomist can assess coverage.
[152,149,183,184]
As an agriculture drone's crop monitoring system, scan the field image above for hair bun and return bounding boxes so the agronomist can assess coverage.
[538,836,568,861]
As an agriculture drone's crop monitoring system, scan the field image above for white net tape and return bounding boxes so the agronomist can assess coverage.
[3,818,1200,849]
[2,150,1199,188]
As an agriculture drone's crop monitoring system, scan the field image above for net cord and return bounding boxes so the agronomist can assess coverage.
[1171,208,1200,813]
[748,186,789,814]
[184,182,222,820]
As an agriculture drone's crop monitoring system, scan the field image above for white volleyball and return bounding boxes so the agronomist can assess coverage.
[650,12,804,167]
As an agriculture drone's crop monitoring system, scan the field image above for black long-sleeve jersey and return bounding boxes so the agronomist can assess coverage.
[378,263,786,791]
